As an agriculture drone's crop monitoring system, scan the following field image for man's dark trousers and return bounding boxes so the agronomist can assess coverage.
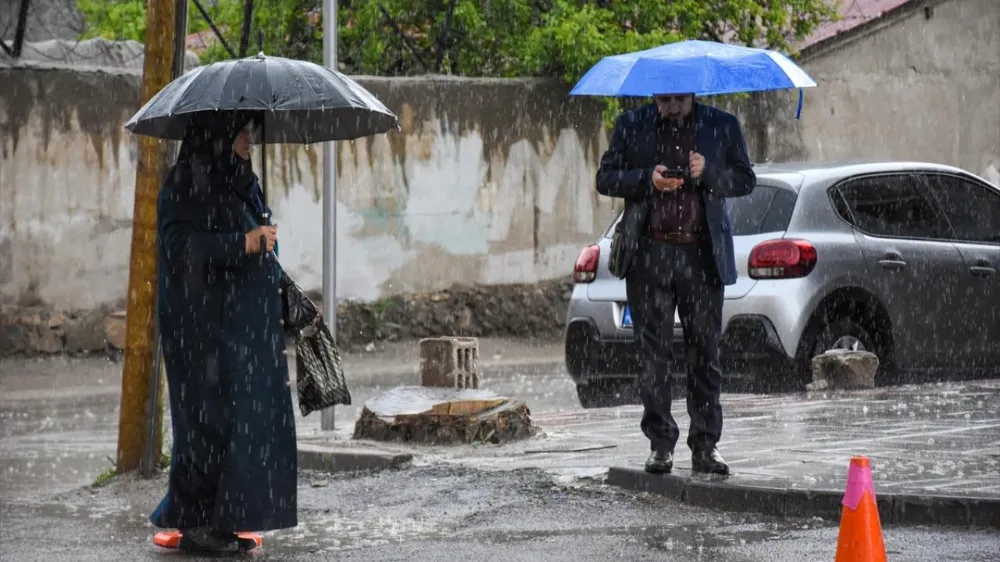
[625,237,724,453]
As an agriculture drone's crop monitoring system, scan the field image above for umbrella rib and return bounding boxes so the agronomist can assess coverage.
[163,65,205,116]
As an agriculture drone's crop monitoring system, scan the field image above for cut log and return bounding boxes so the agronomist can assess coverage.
[807,349,880,391]
[352,386,537,445]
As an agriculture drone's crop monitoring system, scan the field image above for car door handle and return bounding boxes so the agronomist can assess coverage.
[970,265,997,277]
[878,259,907,270]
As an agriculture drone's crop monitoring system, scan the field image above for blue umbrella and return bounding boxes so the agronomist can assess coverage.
[570,40,816,117]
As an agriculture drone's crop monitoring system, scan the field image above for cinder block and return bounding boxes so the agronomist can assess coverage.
[419,336,480,389]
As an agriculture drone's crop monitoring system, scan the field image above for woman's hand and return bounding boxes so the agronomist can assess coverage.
[245,225,277,254]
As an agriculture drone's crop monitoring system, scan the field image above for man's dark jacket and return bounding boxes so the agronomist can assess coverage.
[597,103,756,285]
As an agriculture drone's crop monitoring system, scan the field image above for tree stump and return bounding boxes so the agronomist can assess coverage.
[807,349,880,391]
[352,386,537,445]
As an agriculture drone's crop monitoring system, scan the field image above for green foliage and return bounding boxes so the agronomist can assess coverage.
[91,466,117,488]
[78,0,151,43]
[76,0,837,95]
[339,0,837,78]
[77,0,318,61]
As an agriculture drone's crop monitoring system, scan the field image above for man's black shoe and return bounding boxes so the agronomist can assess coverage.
[644,450,674,474]
[691,447,730,475]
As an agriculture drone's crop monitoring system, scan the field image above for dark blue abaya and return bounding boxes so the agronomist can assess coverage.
[150,114,297,533]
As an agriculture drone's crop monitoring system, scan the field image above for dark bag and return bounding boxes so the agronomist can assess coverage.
[295,317,352,416]
[280,270,319,334]
[607,219,628,279]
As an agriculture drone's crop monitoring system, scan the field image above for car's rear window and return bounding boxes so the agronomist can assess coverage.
[731,184,797,235]
[602,183,797,238]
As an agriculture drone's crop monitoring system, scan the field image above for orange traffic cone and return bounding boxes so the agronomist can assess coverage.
[834,456,886,562]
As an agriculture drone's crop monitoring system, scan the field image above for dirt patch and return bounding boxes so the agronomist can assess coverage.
[0,279,574,356]
[331,278,573,351]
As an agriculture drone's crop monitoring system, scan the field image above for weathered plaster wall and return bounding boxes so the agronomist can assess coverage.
[1,68,616,309]
[787,0,1000,183]
[2,0,997,312]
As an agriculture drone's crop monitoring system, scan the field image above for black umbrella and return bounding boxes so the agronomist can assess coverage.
[124,52,398,204]
[124,52,399,143]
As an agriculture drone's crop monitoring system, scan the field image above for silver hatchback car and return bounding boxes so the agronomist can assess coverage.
[565,161,1000,407]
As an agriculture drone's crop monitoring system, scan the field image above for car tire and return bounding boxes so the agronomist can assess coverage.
[576,380,637,409]
[565,321,596,382]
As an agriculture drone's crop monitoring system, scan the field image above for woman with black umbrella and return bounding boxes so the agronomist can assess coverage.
[150,111,296,554]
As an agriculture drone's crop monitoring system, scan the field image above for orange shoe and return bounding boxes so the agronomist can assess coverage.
[153,529,262,551]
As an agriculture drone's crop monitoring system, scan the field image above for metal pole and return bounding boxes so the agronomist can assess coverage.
[319,0,338,430]
[139,311,164,477]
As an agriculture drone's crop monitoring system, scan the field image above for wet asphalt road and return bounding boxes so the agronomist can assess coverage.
[4,466,999,562]
[3,356,999,560]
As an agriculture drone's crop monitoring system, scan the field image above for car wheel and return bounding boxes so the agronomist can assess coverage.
[576,380,636,409]
[813,318,873,355]
[565,321,597,382]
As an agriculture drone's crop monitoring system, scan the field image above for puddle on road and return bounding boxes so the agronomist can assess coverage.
[272,512,455,553]
[473,520,826,552]
[4,497,458,554]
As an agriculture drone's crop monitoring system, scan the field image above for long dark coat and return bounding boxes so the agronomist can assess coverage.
[150,153,297,532]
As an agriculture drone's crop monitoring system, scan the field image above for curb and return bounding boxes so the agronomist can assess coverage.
[298,444,413,474]
[606,467,1000,529]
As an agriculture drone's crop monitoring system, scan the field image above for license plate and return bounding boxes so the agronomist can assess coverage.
[622,305,679,328]
[622,305,633,328]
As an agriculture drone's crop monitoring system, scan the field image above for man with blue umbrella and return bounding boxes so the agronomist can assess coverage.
[598,92,754,476]
[576,41,815,476]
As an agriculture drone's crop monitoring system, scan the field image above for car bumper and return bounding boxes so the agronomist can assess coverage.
[565,287,796,383]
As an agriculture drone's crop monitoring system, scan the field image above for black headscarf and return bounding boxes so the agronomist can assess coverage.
[175,110,264,211]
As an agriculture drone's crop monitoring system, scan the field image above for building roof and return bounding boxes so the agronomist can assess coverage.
[796,0,917,52]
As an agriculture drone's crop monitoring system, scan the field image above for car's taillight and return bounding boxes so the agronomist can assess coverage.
[573,244,600,283]
[748,239,817,279]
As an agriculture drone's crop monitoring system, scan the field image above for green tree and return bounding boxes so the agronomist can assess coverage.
[77,0,837,84]
[77,0,317,60]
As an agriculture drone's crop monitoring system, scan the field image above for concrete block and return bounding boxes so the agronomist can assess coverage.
[807,349,879,390]
[104,310,127,350]
[419,336,480,389]
[64,310,108,352]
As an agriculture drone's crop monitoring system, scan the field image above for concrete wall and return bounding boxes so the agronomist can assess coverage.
[2,0,998,312]
[787,0,1000,183]
[1,67,615,310]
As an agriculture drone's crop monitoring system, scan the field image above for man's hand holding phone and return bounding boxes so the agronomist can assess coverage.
[652,164,684,193]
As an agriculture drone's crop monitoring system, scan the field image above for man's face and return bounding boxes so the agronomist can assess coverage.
[654,94,694,121]
[232,122,254,160]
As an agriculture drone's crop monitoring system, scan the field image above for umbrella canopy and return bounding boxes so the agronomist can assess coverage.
[124,53,399,143]
[570,40,816,98]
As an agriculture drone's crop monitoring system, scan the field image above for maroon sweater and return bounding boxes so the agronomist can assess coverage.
[647,114,707,234]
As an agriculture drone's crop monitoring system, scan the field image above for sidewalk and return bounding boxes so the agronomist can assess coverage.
[300,378,1000,527]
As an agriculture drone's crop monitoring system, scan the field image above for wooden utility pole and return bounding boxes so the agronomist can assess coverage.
[116,0,179,473]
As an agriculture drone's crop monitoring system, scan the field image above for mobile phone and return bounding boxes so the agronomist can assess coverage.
[661,167,685,179]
